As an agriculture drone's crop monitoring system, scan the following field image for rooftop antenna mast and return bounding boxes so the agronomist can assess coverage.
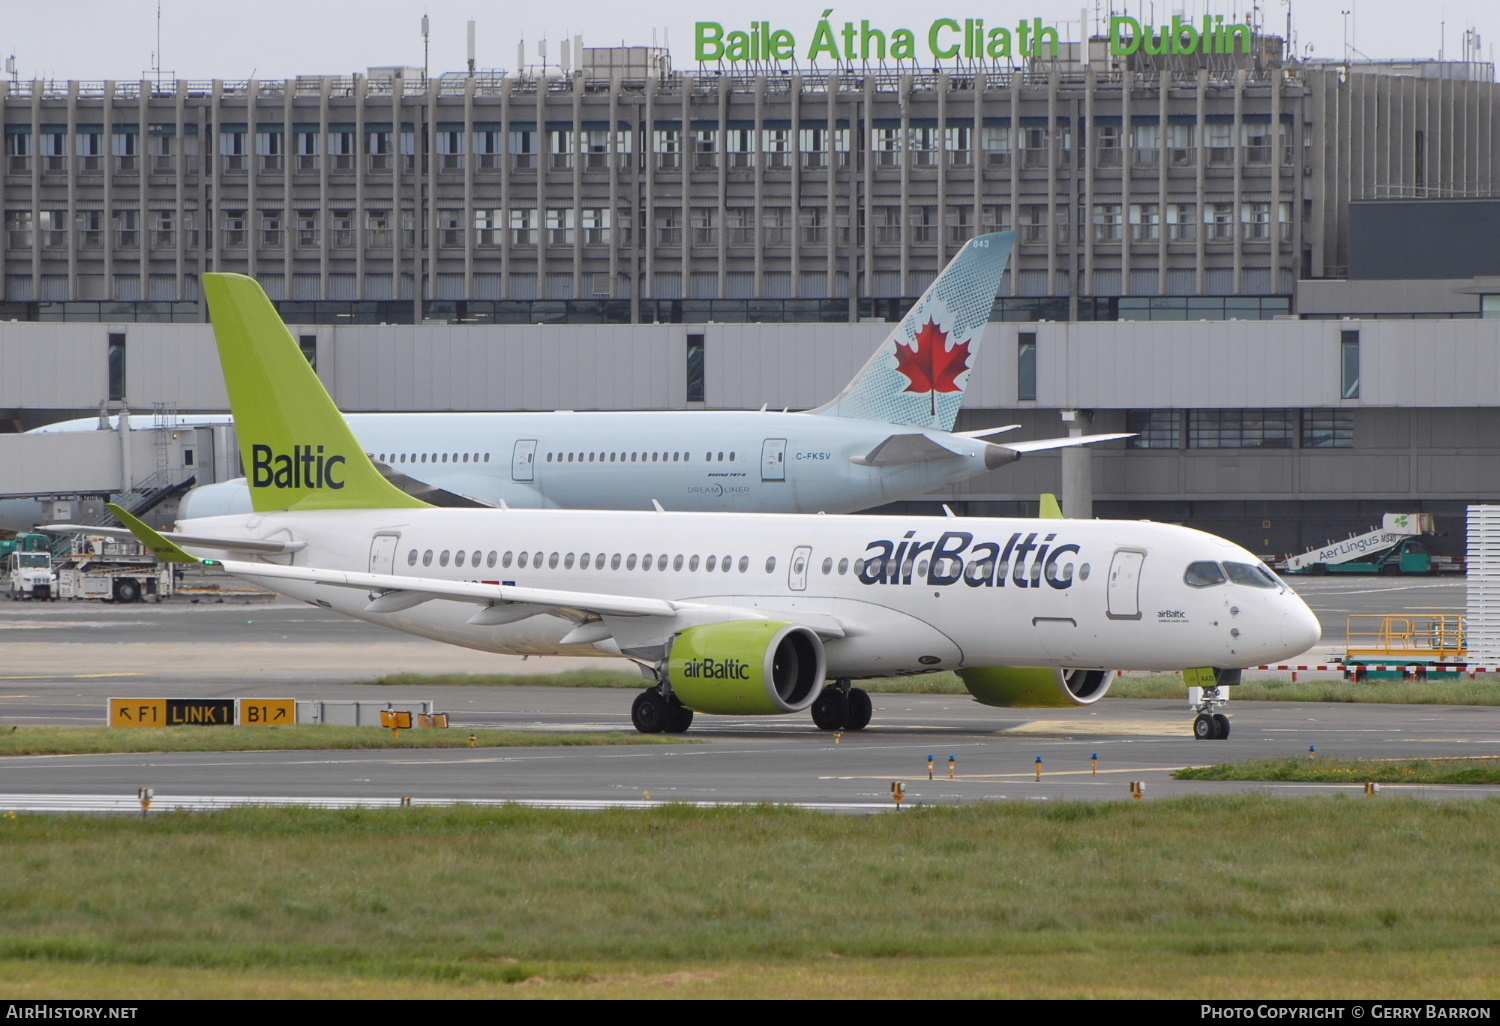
[142,1,176,91]
[422,13,430,84]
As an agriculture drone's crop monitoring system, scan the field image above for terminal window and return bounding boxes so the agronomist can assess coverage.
[1127,410,1180,449]
[1017,333,1036,401]
[1302,410,1353,448]
[1188,410,1294,449]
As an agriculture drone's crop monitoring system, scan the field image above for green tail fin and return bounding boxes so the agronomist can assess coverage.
[1039,493,1064,519]
[202,273,427,512]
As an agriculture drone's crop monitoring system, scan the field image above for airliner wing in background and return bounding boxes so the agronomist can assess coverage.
[848,433,970,467]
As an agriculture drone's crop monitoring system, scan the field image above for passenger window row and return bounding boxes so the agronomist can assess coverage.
[542,450,739,464]
[406,548,779,574]
[377,452,491,466]
[398,548,879,579]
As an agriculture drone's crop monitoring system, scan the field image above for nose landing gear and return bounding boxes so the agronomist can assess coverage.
[1186,668,1239,740]
[1191,686,1231,740]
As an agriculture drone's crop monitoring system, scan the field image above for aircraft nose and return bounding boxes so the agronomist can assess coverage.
[1279,598,1322,655]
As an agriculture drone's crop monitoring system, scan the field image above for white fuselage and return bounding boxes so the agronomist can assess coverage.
[181,507,1321,677]
[177,410,1003,518]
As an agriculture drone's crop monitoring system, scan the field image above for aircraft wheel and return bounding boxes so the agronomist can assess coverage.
[631,690,669,734]
[845,688,873,731]
[1213,713,1230,740]
[663,697,695,734]
[811,688,848,731]
[1193,713,1216,740]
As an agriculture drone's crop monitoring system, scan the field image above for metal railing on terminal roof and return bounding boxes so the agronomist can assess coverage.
[0,61,1293,102]
[0,294,1294,326]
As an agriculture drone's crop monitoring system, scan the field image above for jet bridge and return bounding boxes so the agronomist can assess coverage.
[0,414,237,529]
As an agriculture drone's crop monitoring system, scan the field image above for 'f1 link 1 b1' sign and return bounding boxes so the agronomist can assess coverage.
[695,13,1253,63]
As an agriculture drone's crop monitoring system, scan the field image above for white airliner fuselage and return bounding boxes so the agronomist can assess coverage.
[216,409,1026,514]
[179,506,1320,677]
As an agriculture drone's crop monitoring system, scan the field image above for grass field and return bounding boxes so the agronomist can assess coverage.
[0,726,684,757]
[1177,756,1500,785]
[2,797,1499,998]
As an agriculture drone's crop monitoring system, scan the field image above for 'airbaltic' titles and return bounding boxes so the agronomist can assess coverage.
[680,657,753,680]
[859,529,1081,589]
[251,444,347,490]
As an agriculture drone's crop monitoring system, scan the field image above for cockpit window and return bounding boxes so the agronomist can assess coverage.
[1224,561,1279,588]
[1184,561,1227,588]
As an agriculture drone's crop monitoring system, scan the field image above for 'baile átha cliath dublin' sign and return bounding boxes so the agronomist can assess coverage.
[694,12,1252,63]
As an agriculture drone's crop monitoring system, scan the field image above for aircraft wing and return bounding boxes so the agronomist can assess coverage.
[211,558,851,645]
[849,432,971,467]
[101,504,846,644]
[40,523,307,556]
[373,462,499,508]
[214,558,675,616]
[952,424,1021,440]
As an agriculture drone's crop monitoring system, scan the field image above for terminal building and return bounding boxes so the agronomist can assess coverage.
[0,25,1498,558]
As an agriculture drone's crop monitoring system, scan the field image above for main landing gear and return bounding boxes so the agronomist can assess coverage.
[1191,685,1231,741]
[811,679,872,732]
[631,686,694,734]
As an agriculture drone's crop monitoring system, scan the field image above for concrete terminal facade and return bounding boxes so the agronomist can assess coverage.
[1,35,1498,557]
[2,38,1496,315]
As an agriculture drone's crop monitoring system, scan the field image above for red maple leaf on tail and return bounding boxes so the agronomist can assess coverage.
[893,318,971,416]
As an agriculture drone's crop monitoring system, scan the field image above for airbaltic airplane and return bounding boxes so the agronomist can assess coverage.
[88,272,1321,741]
[173,230,1128,518]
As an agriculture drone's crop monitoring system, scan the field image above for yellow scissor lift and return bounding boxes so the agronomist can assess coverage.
[1344,614,1466,680]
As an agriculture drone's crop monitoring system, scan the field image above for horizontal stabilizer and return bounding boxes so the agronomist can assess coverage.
[43,523,307,556]
[992,432,1135,455]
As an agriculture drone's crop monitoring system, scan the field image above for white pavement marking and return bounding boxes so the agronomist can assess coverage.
[0,793,894,814]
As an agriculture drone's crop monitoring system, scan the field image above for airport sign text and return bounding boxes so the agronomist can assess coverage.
[694,12,1251,64]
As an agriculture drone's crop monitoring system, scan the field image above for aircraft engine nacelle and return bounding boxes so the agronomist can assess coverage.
[957,667,1113,708]
[666,621,826,715]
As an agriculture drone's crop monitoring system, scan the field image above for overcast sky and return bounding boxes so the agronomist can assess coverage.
[1,0,1495,82]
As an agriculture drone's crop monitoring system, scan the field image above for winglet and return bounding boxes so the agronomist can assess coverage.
[1039,493,1065,519]
[202,273,427,513]
[107,504,204,564]
[811,231,1015,431]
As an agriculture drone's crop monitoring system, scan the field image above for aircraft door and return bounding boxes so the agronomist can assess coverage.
[1106,548,1145,620]
[787,545,812,591]
[761,438,787,481]
[369,533,400,575]
[512,439,537,482]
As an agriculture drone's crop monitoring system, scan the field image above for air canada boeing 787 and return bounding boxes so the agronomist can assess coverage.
[89,271,1320,740]
[175,231,1129,518]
